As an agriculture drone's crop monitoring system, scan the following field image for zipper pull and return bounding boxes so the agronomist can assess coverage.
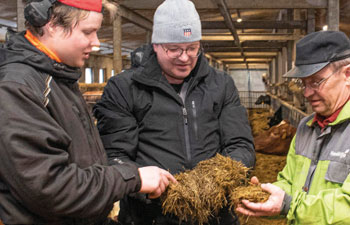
[182,107,188,125]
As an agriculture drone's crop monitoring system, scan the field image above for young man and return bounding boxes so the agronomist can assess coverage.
[94,0,255,224]
[237,31,350,224]
[0,1,175,224]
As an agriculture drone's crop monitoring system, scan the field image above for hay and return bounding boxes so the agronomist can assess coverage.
[161,154,269,225]
[229,184,269,209]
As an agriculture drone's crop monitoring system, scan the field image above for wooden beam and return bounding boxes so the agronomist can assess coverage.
[120,0,327,9]
[202,40,287,48]
[225,61,270,64]
[213,0,241,47]
[222,58,274,61]
[118,5,153,31]
[202,34,303,41]
[204,47,280,52]
[218,56,275,60]
[202,20,307,30]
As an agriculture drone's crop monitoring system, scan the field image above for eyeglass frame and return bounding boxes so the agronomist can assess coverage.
[296,67,340,90]
[160,44,202,59]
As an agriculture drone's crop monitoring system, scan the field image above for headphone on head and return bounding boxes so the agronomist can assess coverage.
[24,0,57,27]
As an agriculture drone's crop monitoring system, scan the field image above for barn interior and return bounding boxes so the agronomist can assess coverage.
[1,0,349,225]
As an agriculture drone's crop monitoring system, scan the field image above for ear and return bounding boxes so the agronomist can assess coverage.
[43,21,56,37]
[344,64,350,85]
[344,64,350,77]
[153,44,159,53]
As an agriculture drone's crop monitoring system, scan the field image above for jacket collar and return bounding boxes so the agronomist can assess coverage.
[307,100,350,126]
[0,31,81,81]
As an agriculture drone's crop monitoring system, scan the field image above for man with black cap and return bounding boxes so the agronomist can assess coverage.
[237,30,350,224]
[94,0,255,224]
[0,1,176,224]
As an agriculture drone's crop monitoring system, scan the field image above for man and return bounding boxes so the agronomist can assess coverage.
[0,0,175,224]
[93,0,255,224]
[237,31,350,224]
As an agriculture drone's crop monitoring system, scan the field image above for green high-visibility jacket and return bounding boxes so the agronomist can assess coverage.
[274,101,350,225]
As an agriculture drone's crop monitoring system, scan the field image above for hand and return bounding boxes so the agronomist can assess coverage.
[236,182,285,217]
[138,166,177,199]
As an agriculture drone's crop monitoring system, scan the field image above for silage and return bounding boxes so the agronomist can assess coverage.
[161,154,269,225]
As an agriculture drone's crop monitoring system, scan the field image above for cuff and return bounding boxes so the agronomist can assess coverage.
[280,193,292,215]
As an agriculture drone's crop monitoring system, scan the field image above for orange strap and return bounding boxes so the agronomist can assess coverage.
[25,30,62,63]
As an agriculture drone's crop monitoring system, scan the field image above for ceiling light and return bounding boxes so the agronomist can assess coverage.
[322,25,328,31]
[92,46,100,52]
[237,18,242,23]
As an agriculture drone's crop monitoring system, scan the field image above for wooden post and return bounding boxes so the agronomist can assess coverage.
[17,0,25,32]
[327,0,339,31]
[113,12,123,75]
[307,9,315,33]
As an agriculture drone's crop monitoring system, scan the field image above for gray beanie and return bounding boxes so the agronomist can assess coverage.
[152,0,202,44]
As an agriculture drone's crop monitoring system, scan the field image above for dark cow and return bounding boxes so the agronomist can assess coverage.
[268,106,282,127]
[255,95,271,105]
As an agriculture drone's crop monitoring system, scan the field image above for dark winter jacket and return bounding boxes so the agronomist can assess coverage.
[94,44,255,174]
[0,32,141,225]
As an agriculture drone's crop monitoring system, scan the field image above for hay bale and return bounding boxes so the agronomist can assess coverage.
[161,154,268,225]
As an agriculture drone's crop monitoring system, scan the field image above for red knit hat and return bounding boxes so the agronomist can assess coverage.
[58,0,102,12]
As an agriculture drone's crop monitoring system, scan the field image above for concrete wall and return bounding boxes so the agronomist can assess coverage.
[229,69,267,92]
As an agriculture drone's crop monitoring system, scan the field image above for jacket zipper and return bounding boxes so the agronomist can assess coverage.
[179,81,192,168]
[191,100,198,140]
[182,106,191,165]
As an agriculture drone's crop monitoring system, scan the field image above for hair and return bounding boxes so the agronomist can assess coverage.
[23,0,117,36]
[331,57,350,71]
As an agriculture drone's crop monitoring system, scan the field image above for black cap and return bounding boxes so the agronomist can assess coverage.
[284,31,350,78]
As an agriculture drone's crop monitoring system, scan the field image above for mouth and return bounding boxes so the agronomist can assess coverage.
[175,64,190,69]
[83,52,90,59]
[308,99,321,106]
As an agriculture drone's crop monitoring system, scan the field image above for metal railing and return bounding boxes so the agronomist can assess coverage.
[239,91,310,127]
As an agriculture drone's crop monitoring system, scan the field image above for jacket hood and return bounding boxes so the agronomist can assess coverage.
[0,31,81,81]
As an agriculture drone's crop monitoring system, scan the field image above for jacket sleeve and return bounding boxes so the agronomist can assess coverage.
[0,82,141,219]
[274,138,350,224]
[93,76,139,166]
[219,74,255,168]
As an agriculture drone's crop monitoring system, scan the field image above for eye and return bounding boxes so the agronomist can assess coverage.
[83,30,93,35]
[168,48,180,53]
[187,47,196,52]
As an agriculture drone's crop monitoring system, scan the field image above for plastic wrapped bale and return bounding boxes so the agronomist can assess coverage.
[161,154,269,225]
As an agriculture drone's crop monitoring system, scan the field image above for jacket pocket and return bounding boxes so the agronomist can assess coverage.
[325,161,349,184]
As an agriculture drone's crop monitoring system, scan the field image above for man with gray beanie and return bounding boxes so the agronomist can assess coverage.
[94,0,255,224]
[237,31,350,224]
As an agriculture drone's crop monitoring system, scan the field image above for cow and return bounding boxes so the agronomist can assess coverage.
[268,106,282,127]
[255,95,271,105]
[254,120,296,155]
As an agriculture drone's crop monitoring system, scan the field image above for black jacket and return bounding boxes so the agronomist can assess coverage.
[94,44,255,174]
[0,32,141,225]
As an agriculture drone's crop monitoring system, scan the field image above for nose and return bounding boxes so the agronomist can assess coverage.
[303,86,315,98]
[177,50,190,61]
[91,32,100,48]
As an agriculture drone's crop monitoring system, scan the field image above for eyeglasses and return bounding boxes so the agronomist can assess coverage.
[296,68,339,90]
[161,45,202,58]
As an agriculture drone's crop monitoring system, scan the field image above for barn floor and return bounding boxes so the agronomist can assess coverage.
[238,152,288,225]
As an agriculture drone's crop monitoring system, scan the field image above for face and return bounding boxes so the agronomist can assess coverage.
[46,11,102,68]
[302,65,350,116]
[153,42,200,84]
